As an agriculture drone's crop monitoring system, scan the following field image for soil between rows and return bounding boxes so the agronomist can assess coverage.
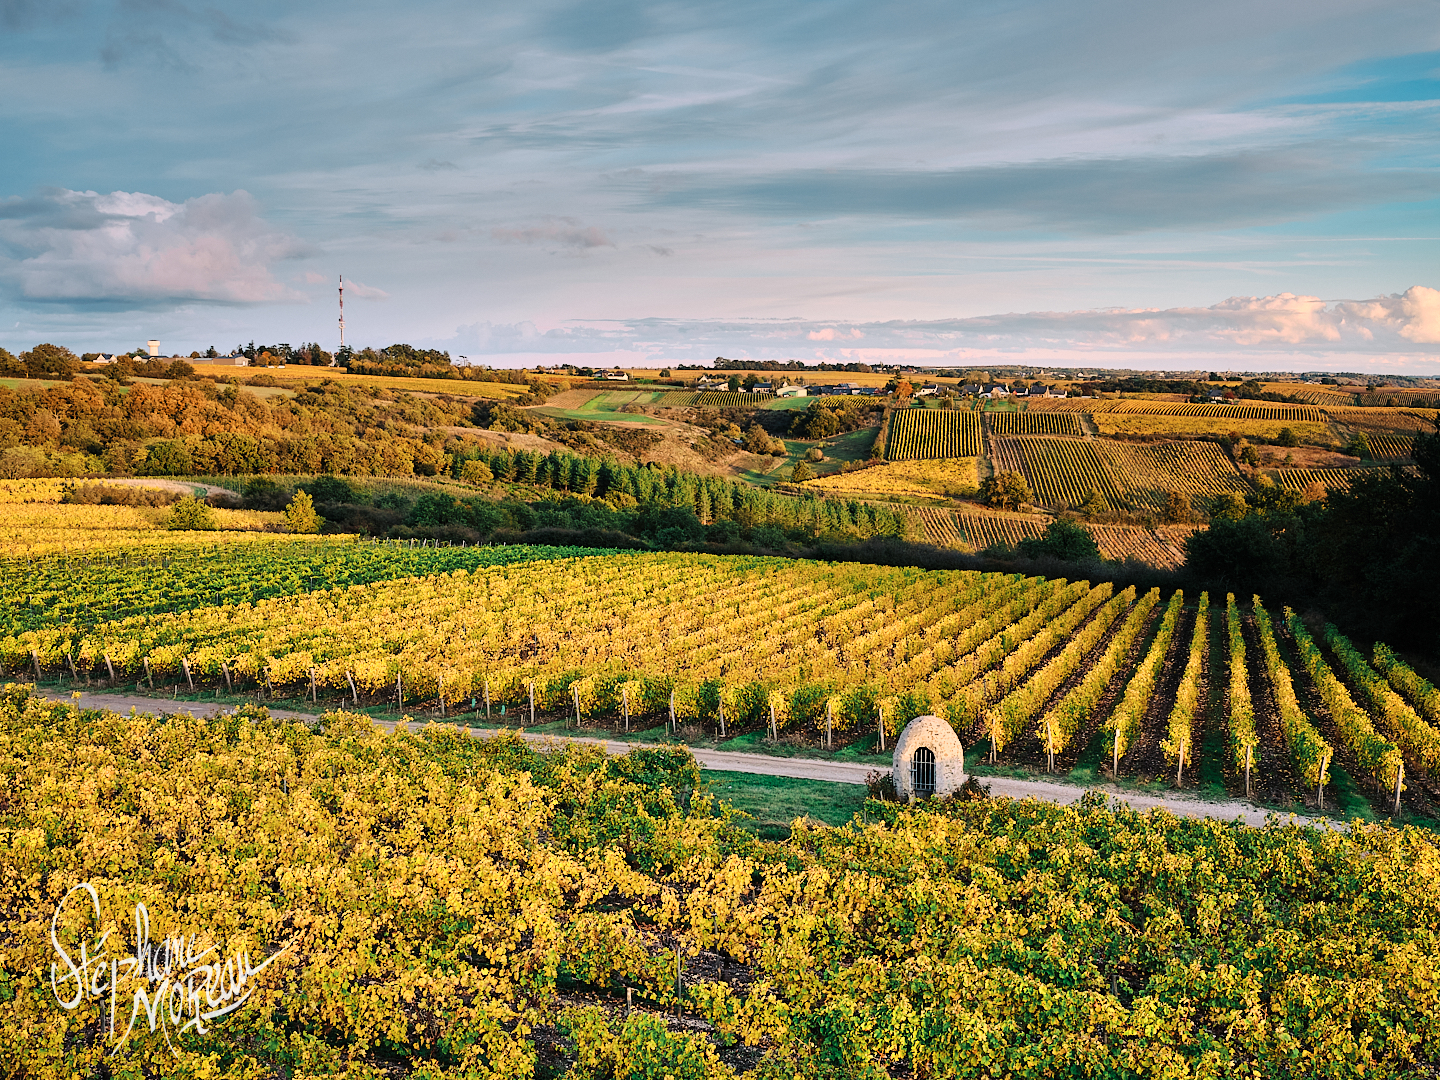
[1118,605,1194,783]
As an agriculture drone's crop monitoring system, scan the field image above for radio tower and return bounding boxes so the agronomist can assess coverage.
[338,276,346,351]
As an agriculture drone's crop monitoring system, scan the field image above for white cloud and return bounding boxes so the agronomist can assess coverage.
[0,188,304,306]
[426,287,1440,370]
[342,278,389,300]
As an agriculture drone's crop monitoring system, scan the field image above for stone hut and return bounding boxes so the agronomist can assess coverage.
[892,715,966,799]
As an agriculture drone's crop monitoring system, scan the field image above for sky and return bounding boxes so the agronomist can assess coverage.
[2,0,1438,372]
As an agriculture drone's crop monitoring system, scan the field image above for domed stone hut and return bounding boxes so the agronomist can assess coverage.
[892,715,966,799]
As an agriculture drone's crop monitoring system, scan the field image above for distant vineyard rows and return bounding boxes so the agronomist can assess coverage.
[883,408,983,459]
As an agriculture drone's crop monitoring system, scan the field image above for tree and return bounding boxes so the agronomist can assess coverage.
[727,375,740,392]
[164,496,216,531]
[895,379,913,399]
[285,490,324,533]
[460,458,494,484]
[1276,427,1298,447]
[1239,444,1260,467]
[1344,432,1372,460]
[18,343,79,378]
[1162,491,1196,524]
[1017,518,1101,561]
[791,462,815,482]
[979,471,1033,510]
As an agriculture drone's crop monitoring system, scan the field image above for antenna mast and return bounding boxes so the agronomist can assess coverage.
[338,276,345,350]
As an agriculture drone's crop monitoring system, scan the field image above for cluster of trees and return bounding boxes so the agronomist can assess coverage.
[788,397,881,439]
[0,344,82,379]
[1187,420,1440,654]
[447,443,906,541]
[0,376,472,479]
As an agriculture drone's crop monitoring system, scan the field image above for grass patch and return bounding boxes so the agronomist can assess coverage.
[1326,764,1377,822]
[704,771,868,833]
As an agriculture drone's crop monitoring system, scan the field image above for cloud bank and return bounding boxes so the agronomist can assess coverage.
[0,188,304,307]
[438,287,1440,370]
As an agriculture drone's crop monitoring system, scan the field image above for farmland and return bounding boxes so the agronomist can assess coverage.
[10,691,1440,1078]
[798,458,978,500]
[991,435,1125,508]
[986,411,1083,436]
[883,407,983,459]
[1091,413,1334,442]
[9,546,1440,823]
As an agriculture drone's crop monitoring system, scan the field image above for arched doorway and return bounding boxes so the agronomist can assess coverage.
[910,746,936,797]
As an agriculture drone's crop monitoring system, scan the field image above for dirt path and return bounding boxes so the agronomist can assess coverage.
[90,477,233,498]
[37,689,1315,828]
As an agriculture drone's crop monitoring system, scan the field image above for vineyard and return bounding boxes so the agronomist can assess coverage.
[1111,400,1325,421]
[654,391,776,408]
[986,411,1083,436]
[1271,467,1371,492]
[1096,440,1250,507]
[0,539,586,634]
[11,547,1439,820]
[990,435,1125,508]
[910,508,1193,568]
[1327,406,1440,433]
[9,691,1440,1078]
[910,507,1046,549]
[1366,433,1416,460]
[1091,413,1334,443]
[1027,398,1325,420]
[883,407,983,459]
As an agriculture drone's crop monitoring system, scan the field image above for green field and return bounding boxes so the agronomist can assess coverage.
[533,390,670,424]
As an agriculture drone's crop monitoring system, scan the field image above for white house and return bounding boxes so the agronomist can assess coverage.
[776,384,807,397]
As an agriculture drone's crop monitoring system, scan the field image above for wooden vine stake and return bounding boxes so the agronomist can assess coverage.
[182,658,194,691]
[528,681,535,726]
[144,656,153,689]
[769,703,777,740]
[825,701,833,750]
[1113,729,1120,778]
[1244,745,1253,798]
[1176,739,1186,786]
[346,670,358,706]
[572,683,581,728]
[668,690,676,736]
[718,698,725,740]
[483,677,490,719]
[396,671,403,710]
[105,654,116,684]
[31,649,42,682]
[1046,719,1055,773]
[67,652,79,683]
[222,660,232,693]
[876,708,885,753]
[622,685,630,733]
[439,674,445,718]
[1394,763,1404,817]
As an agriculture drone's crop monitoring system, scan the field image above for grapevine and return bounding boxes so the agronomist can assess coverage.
[1110,589,1184,769]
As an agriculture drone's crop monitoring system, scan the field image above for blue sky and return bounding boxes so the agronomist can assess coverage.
[2,0,1438,371]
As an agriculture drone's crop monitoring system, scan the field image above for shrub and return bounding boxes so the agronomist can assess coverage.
[285,490,324,533]
[163,496,217,531]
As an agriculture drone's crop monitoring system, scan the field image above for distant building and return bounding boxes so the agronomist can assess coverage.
[600,370,630,381]
[917,383,940,396]
[750,382,774,393]
[776,384,806,397]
